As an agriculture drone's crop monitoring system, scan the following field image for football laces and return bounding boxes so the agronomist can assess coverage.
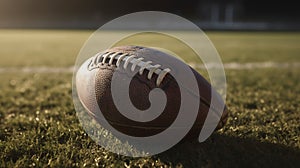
[88,51,171,86]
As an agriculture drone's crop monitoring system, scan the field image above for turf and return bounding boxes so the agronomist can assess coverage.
[0,29,89,67]
[0,30,300,67]
[0,30,299,167]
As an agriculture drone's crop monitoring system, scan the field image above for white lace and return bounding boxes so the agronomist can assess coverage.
[88,51,171,86]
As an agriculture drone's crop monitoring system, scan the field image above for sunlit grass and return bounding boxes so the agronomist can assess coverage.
[0,30,299,67]
[0,68,299,167]
[0,30,299,167]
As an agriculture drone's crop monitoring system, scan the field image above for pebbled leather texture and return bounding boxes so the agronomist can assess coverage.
[95,64,181,137]
[78,45,228,139]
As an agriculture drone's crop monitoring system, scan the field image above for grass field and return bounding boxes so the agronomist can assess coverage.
[0,30,299,167]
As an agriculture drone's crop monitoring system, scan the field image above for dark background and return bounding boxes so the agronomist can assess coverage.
[0,0,299,30]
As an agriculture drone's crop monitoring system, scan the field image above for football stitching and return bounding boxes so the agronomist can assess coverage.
[88,51,171,86]
[86,50,228,130]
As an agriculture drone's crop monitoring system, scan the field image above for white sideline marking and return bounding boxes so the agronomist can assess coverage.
[0,66,75,73]
[0,62,299,73]
[190,62,300,70]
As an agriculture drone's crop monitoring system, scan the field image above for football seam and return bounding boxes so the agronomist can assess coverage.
[96,64,174,89]
[94,64,227,128]
[88,51,171,86]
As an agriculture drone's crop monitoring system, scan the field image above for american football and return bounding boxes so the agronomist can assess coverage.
[76,45,228,140]
[2,1,300,166]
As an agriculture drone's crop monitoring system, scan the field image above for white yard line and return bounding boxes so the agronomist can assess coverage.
[190,62,300,70]
[0,62,299,73]
[0,66,75,73]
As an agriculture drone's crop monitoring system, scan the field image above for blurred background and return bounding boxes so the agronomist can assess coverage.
[0,0,299,30]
